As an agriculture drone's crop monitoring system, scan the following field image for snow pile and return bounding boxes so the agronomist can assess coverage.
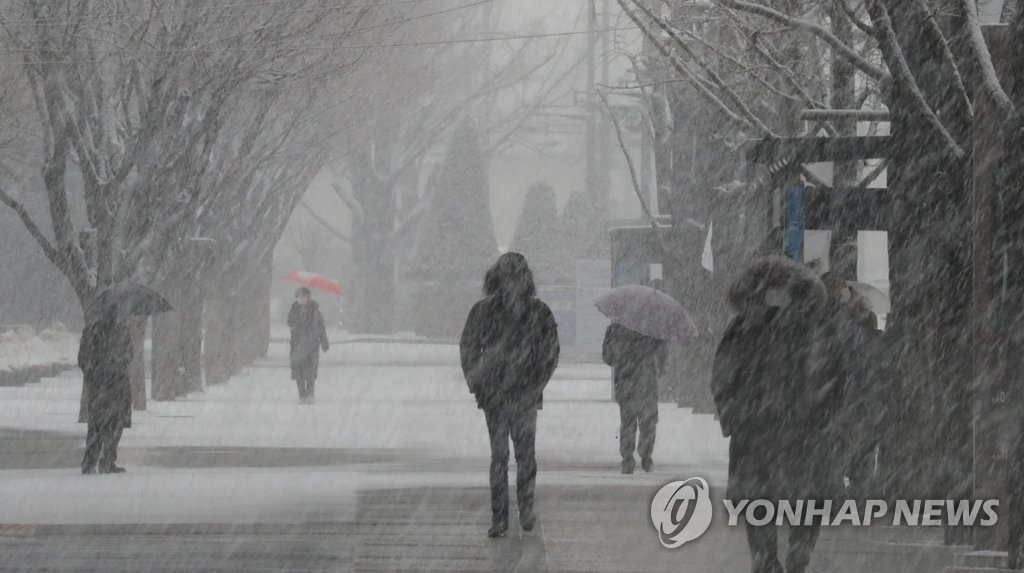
[0,323,78,373]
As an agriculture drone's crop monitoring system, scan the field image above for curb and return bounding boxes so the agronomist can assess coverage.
[2,521,358,537]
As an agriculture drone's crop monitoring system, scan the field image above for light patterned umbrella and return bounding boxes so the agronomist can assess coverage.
[595,285,698,341]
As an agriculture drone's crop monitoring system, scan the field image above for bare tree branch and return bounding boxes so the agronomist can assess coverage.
[961,0,1014,117]
[713,0,888,81]
[866,0,966,159]
[298,199,351,244]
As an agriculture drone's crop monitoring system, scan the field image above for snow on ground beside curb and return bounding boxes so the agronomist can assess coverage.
[0,324,78,372]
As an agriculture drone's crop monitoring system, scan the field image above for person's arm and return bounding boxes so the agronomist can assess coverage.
[537,305,560,394]
[318,309,329,352]
[77,325,93,373]
[711,318,743,436]
[287,304,298,328]
[459,302,484,393]
[654,340,668,376]
[602,325,617,366]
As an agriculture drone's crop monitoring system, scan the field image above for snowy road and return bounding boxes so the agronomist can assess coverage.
[0,342,960,572]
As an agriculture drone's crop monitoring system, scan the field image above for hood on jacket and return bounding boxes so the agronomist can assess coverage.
[728,256,827,313]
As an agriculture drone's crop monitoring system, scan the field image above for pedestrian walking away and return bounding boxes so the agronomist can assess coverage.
[460,252,560,538]
[603,322,667,474]
[288,287,329,403]
[712,256,847,573]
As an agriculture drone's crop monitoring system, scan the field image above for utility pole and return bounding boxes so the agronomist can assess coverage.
[584,0,612,253]
[585,0,598,206]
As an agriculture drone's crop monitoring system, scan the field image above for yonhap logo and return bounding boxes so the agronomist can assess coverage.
[650,477,714,548]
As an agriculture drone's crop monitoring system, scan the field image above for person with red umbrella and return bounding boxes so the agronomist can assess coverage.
[287,287,329,403]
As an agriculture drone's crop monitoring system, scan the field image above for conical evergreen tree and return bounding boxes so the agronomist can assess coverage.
[409,121,498,283]
[562,188,608,261]
[510,182,572,285]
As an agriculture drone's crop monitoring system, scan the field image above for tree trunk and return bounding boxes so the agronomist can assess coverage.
[151,287,204,401]
[203,295,239,386]
[874,0,974,506]
[993,8,1024,564]
[350,170,396,334]
[129,318,147,410]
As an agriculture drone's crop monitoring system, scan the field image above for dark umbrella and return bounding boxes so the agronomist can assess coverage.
[85,282,173,323]
[595,285,698,341]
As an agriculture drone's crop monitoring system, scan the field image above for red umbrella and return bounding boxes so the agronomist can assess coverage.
[284,271,342,296]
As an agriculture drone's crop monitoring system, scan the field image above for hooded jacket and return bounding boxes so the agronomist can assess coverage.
[712,256,846,502]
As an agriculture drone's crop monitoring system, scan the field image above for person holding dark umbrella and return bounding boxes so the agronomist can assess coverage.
[288,287,329,403]
[460,253,560,538]
[80,282,171,475]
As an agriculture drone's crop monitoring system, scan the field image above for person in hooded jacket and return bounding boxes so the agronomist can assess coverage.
[603,322,667,474]
[712,256,846,573]
[460,253,560,538]
[288,287,329,403]
[79,315,134,474]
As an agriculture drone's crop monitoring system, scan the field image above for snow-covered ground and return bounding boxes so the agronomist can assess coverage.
[0,341,728,525]
[0,324,78,373]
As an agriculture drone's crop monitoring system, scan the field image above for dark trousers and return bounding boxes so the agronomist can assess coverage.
[744,522,821,573]
[485,408,537,526]
[296,378,315,399]
[619,398,658,462]
[82,420,124,472]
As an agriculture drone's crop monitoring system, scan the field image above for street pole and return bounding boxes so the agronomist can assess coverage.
[585,0,597,205]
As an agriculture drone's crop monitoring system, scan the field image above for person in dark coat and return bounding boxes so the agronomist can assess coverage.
[602,323,667,474]
[712,256,846,573]
[79,316,134,474]
[821,270,886,499]
[287,287,329,403]
[460,252,560,538]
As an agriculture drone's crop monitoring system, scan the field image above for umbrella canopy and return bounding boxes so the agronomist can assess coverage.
[595,285,698,341]
[86,282,173,323]
[846,281,890,314]
[284,271,342,296]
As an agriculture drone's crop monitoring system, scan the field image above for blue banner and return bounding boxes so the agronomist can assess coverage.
[784,183,805,262]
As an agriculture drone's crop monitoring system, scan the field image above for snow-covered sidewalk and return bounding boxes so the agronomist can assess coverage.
[0,343,727,526]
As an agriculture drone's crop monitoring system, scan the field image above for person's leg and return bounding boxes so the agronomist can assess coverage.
[745,522,783,573]
[99,421,125,473]
[82,423,101,474]
[295,377,305,399]
[307,377,316,400]
[511,409,538,530]
[485,410,510,536]
[619,403,638,473]
[638,397,659,471]
[786,523,822,573]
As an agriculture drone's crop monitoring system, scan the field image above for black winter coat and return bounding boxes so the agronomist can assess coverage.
[712,257,846,503]
[460,296,560,412]
[78,318,134,428]
[288,301,328,382]
[602,323,666,406]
